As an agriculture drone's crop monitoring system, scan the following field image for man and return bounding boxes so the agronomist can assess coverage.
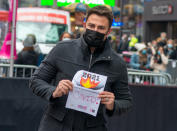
[117,34,129,53]
[15,34,39,77]
[29,5,133,131]
[157,32,167,47]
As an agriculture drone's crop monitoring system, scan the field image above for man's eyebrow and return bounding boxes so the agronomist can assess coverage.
[97,25,106,28]
[87,23,95,25]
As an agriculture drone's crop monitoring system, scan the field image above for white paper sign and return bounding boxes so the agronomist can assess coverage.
[66,70,107,116]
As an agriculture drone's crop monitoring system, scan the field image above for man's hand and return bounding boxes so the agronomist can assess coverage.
[98,91,115,111]
[52,80,73,98]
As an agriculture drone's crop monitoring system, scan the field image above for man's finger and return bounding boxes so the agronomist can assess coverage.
[99,91,113,95]
[61,87,68,95]
[64,80,73,87]
[62,82,73,90]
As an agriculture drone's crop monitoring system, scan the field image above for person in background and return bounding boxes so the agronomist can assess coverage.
[157,32,167,47]
[29,5,132,131]
[130,43,151,70]
[108,35,117,51]
[150,46,168,73]
[14,34,39,77]
[146,42,153,56]
[169,39,177,60]
[117,34,129,54]
[128,34,138,51]
[59,32,72,41]
[151,40,158,48]
[147,40,158,56]
[164,39,175,58]
[150,46,168,85]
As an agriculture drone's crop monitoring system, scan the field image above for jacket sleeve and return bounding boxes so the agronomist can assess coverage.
[107,61,133,116]
[29,47,58,101]
[130,54,140,69]
[161,53,168,65]
[14,53,23,64]
[145,56,151,69]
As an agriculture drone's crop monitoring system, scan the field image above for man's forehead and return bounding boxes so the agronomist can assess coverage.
[87,21,106,27]
[86,14,109,27]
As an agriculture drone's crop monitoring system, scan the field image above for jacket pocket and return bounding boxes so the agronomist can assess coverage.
[46,104,66,122]
[86,115,106,127]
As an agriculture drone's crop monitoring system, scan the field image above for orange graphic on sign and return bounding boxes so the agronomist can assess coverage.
[80,77,100,89]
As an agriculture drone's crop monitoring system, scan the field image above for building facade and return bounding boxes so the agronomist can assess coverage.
[143,0,177,42]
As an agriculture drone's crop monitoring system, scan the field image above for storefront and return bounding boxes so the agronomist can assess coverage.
[143,0,177,42]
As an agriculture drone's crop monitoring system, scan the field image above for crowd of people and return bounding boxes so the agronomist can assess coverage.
[9,29,177,78]
[1,13,176,78]
[111,32,177,74]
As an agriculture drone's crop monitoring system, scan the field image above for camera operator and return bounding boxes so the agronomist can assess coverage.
[150,46,168,73]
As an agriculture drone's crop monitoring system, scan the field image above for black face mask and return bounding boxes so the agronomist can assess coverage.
[84,28,106,48]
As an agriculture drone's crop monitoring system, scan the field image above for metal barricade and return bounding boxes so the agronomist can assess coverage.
[0,64,172,85]
[127,68,172,85]
[0,63,38,78]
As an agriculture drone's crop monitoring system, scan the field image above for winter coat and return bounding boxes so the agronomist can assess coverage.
[150,53,168,73]
[14,49,38,77]
[29,35,133,131]
[130,53,151,70]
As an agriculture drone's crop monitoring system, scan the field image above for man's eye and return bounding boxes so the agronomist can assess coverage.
[98,27,105,30]
[88,24,95,28]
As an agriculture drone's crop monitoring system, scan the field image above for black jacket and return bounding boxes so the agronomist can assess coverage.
[15,49,38,77]
[29,35,133,131]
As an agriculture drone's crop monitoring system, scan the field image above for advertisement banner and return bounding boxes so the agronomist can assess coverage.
[0,0,18,59]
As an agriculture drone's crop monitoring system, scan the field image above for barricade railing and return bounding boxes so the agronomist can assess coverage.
[166,59,177,84]
[0,63,38,78]
[127,68,172,85]
[0,63,173,85]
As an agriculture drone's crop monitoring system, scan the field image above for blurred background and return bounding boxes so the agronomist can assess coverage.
[0,1,177,131]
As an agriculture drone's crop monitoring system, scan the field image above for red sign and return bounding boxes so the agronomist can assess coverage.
[17,12,67,24]
[168,5,173,14]
[0,11,9,21]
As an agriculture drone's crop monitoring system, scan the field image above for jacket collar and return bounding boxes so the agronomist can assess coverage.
[79,34,113,61]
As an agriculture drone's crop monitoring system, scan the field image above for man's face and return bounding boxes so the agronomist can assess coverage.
[85,14,111,40]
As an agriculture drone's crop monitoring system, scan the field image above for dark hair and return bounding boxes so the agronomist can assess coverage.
[23,34,36,47]
[59,32,72,41]
[85,5,113,28]
[27,34,36,44]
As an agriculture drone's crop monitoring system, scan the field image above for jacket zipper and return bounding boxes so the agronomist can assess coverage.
[88,54,93,71]
[88,55,111,71]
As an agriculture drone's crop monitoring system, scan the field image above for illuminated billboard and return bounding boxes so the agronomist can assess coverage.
[41,0,115,7]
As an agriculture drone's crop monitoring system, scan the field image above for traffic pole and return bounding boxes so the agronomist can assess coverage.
[9,0,17,77]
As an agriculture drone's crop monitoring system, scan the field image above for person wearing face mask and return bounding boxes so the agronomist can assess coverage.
[59,32,72,41]
[157,32,167,47]
[150,46,168,85]
[29,5,132,131]
[150,46,168,73]
[130,43,151,70]
[164,39,174,58]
